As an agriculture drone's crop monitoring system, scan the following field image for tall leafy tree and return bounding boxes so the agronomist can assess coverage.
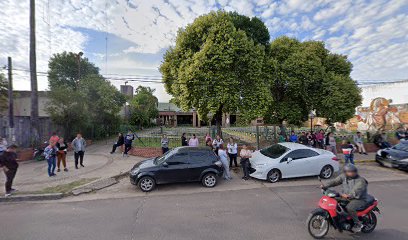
[0,74,8,113]
[160,11,271,134]
[264,36,361,131]
[47,52,125,139]
[129,86,158,128]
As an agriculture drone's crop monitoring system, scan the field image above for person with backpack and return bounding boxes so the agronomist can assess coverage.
[44,140,58,177]
[72,133,86,168]
[124,130,135,157]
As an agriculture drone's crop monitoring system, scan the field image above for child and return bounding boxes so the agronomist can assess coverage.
[341,140,355,164]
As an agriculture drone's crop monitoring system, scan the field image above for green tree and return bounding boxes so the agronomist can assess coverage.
[264,36,361,131]
[47,51,125,139]
[129,86,158,128]
[0,74,7,113]
[160,11,271,134]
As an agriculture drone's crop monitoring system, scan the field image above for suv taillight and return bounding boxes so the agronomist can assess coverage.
[332,157,339,161]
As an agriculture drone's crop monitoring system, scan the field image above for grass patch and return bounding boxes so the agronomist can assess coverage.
[16,178,98,195]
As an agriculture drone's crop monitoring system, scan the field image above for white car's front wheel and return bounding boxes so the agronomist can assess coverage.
[267,169,281,183]
[320,165,333,179]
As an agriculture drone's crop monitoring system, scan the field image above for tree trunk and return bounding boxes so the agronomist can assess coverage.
[215,107,223,138]
[30,0,40,144]
[279,122,286,137]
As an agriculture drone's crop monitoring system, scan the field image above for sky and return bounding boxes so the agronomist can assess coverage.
[0,0,407,103]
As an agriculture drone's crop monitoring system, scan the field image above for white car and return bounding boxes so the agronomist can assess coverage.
[249,142,339,183]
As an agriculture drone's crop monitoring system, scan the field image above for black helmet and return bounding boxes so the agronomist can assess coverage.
[343,164,358,173]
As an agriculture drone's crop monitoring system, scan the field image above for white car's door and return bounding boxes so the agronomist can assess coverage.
[279,149,320,178]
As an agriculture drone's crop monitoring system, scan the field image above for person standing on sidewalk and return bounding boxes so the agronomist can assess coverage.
[341,140,355,164]
[188,134,199,147]
[212,135,224,155]
[218,145,231,180]
[240,144,252,180]
[72,133,86,168]
[161,134,169,154]
[49,132,60,144]
[289,131,298,143]
[56,138,68,172]
[316,130,325,149]
[353,132,367,155]
[0,144,19,197]
[44,141,58,177]
[325,132,337,155]
[181,133,188,146]
[227,137,238,168]
[110,133,124,154]
[123,130,135,157]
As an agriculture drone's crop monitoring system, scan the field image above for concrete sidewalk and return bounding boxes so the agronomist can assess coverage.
[0,141,145,195]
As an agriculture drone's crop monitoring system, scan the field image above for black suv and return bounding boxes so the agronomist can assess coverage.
[130,147,223,192]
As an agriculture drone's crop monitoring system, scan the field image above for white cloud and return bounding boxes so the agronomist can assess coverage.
[1,0,408,102]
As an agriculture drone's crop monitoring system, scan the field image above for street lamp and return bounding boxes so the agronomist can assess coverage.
[309,110,316,133]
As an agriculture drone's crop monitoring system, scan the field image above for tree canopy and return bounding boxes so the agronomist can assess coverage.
[160,11,271,133]
[129,86,158,128]
[47,51,126,139]
[264,36,361,127]
[161,11,361,132]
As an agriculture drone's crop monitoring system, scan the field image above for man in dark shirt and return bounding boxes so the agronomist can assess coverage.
[0,144,19,197]
[181,133,188,146]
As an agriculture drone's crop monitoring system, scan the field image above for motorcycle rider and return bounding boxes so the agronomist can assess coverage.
[321,164,369,233]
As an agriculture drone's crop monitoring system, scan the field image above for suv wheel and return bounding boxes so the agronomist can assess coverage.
[138,176,156,192]
[202,173,217,188]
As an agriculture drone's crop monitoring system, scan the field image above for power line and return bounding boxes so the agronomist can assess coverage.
[8,67,408,86]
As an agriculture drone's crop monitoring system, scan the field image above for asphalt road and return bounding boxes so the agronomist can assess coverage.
[1,179,408,240]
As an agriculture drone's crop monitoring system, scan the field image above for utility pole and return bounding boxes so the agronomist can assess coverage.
[7,57,15,142]
[30,0,40,144]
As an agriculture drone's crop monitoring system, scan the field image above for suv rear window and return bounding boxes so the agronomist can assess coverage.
[260,144,289,159]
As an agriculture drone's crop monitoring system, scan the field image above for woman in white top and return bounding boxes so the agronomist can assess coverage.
[218,144,231,180]
[239,144,252,180]
[227,137,238,168]
[188,134,199,147]
[212,135,224,155]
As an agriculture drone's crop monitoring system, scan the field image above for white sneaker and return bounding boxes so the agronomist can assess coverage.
[4,193,12,197]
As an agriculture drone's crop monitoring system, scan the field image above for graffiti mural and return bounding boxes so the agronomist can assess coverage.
[345,98,408,131]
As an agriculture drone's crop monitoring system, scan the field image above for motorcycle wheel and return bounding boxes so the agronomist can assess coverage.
[361,211,377,233]
[307,211,330,239]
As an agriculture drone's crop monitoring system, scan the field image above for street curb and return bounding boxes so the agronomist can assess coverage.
[0,193,64,202]
[71,177,119,196]
[343,159,375,163]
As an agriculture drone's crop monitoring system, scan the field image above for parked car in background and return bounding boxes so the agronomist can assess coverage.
[130,147,223,192]
[376,140,408,171]
[249,142,339,183]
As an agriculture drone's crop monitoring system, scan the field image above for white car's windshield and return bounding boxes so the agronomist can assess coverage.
[260,144,289,159]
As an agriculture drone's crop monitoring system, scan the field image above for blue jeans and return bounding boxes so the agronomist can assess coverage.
[47,157,56,176]
[344,154,354,164]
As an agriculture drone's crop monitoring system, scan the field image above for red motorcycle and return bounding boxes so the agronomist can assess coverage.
[307,184,380,238]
